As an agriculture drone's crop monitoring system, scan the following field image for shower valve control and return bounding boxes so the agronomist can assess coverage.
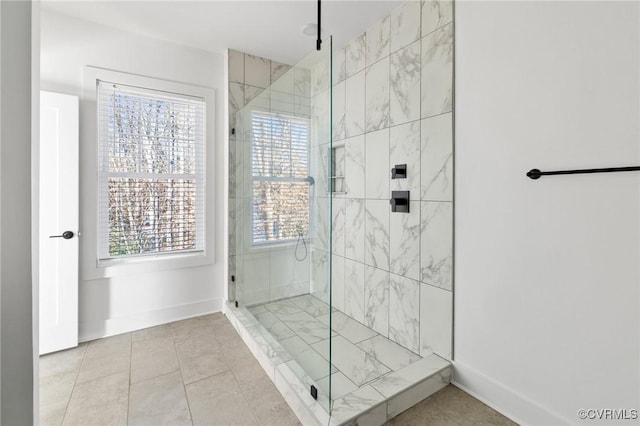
[390,191,410,213]
[391,164,407,179]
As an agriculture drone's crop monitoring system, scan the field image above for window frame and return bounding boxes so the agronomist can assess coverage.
[247,108,312,248]
[82,67,215,280]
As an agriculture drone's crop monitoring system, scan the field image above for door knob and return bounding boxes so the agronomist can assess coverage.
[49,231,74,239]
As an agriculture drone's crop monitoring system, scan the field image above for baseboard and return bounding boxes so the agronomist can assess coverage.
[79,297,223,342]
[452,360,571,426]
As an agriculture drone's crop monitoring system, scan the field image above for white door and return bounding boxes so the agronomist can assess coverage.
[39,91,79,355]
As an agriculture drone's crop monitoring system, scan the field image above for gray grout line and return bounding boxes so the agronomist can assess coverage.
[171,331,195,426]
[57,342,89,426]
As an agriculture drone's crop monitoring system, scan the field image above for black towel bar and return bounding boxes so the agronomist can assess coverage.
[527,166,640,180]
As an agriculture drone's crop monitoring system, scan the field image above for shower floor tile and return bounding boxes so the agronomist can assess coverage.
[317,311,378,344]
[357,334,422,371]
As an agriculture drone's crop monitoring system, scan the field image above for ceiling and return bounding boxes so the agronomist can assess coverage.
[42,0,403,65]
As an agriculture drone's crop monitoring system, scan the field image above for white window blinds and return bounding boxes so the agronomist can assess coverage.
[250,111,310,244]
[97,80,206,259]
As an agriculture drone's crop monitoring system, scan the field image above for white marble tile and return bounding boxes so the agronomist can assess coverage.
[330,385,386,425]
[271,61,292,85]
[366,16,390,67]
[312,195,330,252]
[254,311,296,341]
[245,85,268,108]
[274,361,332,423]
[390,40,421,126]
[294,67,311,98]
[332,197,345,256]
[357,335,422,372]
[311,249,330,303]
[280,311,332,344]
[365,128,390,199]
[345,33,366,78]
[345,71,366,137]
[345,135,365,199]
[389,274,420,353]
[365,200,390,271]
[420,284,452,359]
[229,83,244,125]
[345,198,365,263]
[421,113,453,201]
[420,201,452,290]
[333,46,346,84]
[364,266,389,337]
[390,120,421,195]
[248,304,267,315]
[372,354,449,399]
[312,61,330,97]
[242,252,270,305]
[264,298,303,317]
[290,294,331,317]
[422,0,453,37]
[279,335,311,358]
[386,367,450,418]
[292,349,334,381]
[333,79,346,142]
[270,90,295,114]
[244,323,293,368]
[311,336,390,386]
[269,249,296,288]
[245,54,271,88]
[421,23,453,118]
[332,254,345,313]
[344,259,365,323]
[228,49,244,84]
[390,0,422,52]
[316,372,358,401]
[317,311,378,344]
[365,56,390,132]
[390,201,421,281]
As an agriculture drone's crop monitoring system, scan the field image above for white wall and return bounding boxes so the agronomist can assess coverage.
[1,1,34,423]
[40,9,226,340]
[455,1,640,424]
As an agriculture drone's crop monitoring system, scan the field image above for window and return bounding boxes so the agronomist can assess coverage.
[250,111,310,244]
[97,81,206,259]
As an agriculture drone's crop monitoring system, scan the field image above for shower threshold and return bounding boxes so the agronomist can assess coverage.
[223,294,451,426]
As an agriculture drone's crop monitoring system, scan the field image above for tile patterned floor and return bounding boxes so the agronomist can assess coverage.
[40,311,517,426]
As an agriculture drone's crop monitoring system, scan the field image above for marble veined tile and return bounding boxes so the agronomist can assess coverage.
[389,274,420,353]
[279,335,311,358]
[364,266,389,337]
[316,372,358,401]
[333,79,346,142]
[420,201,453,290]
[390,40,421,126]
[332,254,345,313]
[264,298,303,317]
[345,71,366,137]
[345,198,365,263]
[279,311,333,344]
[294,67,311,98]
[228,49,244,84]
[358,335,422,372]
[390,120,421,196]
[420,283,452,359]
[311,249,330,303]
[344,259,365,323]
[346,33,366,78]
[333,46,346,84]
[365,56,390,132]
[333,197,345,256]
[317,311,378,344]
[365,128,390,200]
[421,23,453,118]
[292,349,335,381]
[366,15,390,67]
[311,336,390,386]
[330,385,385,425]
[245,54,271,88]
[422,0,453,37]
[254,311,296,341]
[390,0,421,52]
[370,354,449,398]
[365,200,390,271]
[345,135,365,199]
[290,294,332,317]
[390,201,421,281]
[421,113,453,201]
[271,61,292,85]
[386,367,451,419]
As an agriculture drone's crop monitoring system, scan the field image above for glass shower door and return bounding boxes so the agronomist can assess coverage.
[232,39,333,411]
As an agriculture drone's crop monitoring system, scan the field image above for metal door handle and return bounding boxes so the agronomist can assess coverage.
[49,231,74,239]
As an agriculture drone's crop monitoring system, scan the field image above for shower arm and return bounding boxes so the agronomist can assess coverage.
[316,0,322,51]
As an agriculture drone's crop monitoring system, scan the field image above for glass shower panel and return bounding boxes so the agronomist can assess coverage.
[234,39,333,411]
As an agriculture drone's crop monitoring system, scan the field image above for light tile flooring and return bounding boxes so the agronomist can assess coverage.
[40,312,517,426]
[248,294,430,401]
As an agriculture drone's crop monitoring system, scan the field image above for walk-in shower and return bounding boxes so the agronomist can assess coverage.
[225,2,454,422]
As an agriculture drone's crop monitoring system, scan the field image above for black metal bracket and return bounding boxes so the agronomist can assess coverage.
[310,385,318,400]
[390,191,410,213]
[391,164,407,179]
[316,0,322,51]
[527,166,640,180]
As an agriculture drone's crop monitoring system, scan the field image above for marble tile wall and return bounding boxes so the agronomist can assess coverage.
[330,0,454,360]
